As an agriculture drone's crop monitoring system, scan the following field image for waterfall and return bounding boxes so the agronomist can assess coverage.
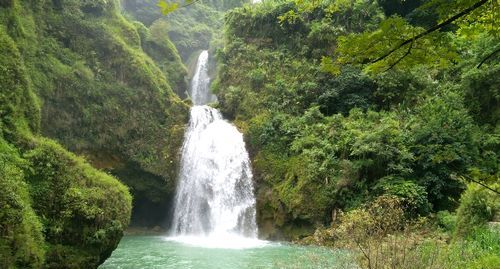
[170,51,260,248]
[190,50,216,106]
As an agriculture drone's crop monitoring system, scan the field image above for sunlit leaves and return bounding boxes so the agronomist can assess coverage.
[158,0,202,15]
[320,56,340,75]
[323,0,498,74]
[157,0,179,15]
[331,16,459,74]
[278,10,303,25]
[456,3,500,39]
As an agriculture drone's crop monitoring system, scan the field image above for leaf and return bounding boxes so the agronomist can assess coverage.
[157,0,179,15]
[320,56,340,75]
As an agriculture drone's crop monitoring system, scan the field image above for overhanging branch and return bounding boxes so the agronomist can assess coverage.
[477,46,500,68]
[457,174,500,195]
[182,0,201,8]
[383,41,413,72]
[371,0,489,64]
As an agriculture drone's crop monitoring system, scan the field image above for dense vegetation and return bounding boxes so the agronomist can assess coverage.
[0,8,132,269]
[123,0,249,64]
[0,0,193,267]
[1,0,191,231]
[213,0,499,266]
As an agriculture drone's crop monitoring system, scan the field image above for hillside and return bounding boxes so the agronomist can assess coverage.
[0,0,190,267]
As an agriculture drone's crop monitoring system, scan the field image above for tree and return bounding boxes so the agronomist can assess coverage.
[280,0,499,74]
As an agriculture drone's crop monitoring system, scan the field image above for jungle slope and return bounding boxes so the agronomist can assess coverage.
[214,0,499,241]
[0,1,133,268]
[0,0,192,231]
[0,0,200,267]
[122,0,250,87]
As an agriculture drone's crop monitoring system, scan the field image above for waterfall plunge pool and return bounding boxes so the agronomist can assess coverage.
[99,235,355,269]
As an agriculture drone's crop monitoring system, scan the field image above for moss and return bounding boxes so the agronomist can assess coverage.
[0,139,45,269]
[0,0,189,229]
[122,0,226,61]
[1,134,129,269]
[139,20,189,98]
[22,138,132,268]
[0,26,40,140]
[1,1,134,267]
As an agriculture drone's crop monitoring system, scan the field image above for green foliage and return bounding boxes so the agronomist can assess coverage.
[435,210,457,233]
[461,64,500,126]
[160,3,221,60]
[331,15,457,74]
[156,0,250,15]
[124,0,245,61]
[0,0,190,230]
[0,28,133,266]
[0,0,181,267]
[325,0,499,73]
[335,196,407,240]
[215,0,497,241]
[306,198,499,269]
[136,19,188,96]
[23,138,132,268]
[0,26,40,140]
[409,88,481,209]
[0,139,45,269]
[374,177,430,215]
[157,0,179,15]
[455,183,499,237]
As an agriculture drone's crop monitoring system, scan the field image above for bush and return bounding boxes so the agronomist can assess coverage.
[374,176,430,216]
[435,210,457,233]
[455,183,499,237]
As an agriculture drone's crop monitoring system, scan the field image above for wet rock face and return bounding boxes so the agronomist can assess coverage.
[255,181,316,241]
[111,161,177,229]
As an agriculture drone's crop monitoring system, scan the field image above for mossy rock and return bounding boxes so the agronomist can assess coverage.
[0,139,45,269]
[17,137,132,268]
[1,0,189,228]
[1,3,133,267]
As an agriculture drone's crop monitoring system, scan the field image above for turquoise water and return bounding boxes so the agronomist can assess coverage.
[99,236,355,269]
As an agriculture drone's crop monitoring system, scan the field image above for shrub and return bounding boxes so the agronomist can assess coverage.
[435,210,457,233]
[374,176,430,216]
[455,183,499,237]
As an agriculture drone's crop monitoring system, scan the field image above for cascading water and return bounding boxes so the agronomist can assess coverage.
[189,50,216,106]
[170,50,261,249]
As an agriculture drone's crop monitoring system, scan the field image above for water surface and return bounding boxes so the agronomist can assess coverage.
[100,236,355,269]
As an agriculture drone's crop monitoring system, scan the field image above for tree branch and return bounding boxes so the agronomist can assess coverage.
[371,0,489,64]
[355,238,372,269]
[460,175,500,195]
[383,41,413,72]
[477,46,500,68]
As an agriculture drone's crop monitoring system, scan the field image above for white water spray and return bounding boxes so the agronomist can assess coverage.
[170,51,262,249]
